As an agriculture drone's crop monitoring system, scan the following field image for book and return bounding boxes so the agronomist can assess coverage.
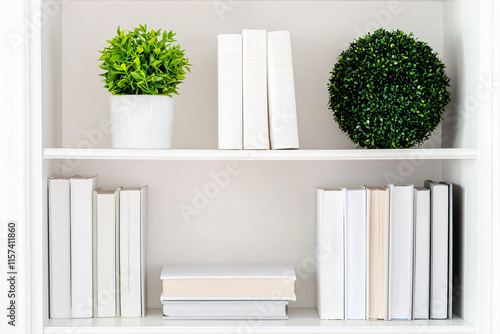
[218,34,243,149]
[160,264,296,300]
[344,187,366,320]
[242,29,270,149]
[425,180,452,319]
[316,188,344,320]
[93,189,119,318]
[48,177,72,319]
[70,176,97,318]
[161,300,288,320]
[366,186,389,320]
[267,31,299,150]
[413,187,431,319]
[388,184,414,320]
[119,186,148,317]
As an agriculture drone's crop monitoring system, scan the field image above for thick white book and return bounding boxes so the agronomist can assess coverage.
[316,188,344,320]
[413,187,431,319]
[162,300,288,320]
[119,186,148,317]
[388,184,414,320]
[93,189,119,318]
[344,187,366,320]
[424,180,452,319]
[48,177,72,319]
[366,186,389,320]
[70,176,97,318]
[160,264,296,300]
[242,29,269,149]
[267,31,299,150]
[218,34,243,149]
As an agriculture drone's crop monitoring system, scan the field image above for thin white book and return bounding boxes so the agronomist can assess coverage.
[267,31,299,150]
[119,186,148,317]
[93,189,119,318]
[242,29,270,149]
[48,177,72,319]
[218,34,243,149]
[343,187,366,320]
[70,176,97,318]
[316,188,344,320]
[413,187,431,319]
[366,186,389,320]
[162,300,288,320]
[388,184,414,320]
[424,180,452,319]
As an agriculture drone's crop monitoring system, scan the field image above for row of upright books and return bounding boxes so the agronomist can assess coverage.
[218,29,300,150]
[48,176,147,319]
[316,181,453,320]
[160,264,296,319]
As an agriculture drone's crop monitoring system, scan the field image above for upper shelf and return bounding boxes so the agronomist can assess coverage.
[42,148,478,161]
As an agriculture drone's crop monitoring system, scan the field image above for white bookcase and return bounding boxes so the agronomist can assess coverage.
[21,0,500,333]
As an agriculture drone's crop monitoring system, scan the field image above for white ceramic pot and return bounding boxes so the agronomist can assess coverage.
[109,95,175,149]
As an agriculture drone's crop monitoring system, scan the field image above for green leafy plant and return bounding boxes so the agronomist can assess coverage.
[99,24,191,96]
[328,28,450,149]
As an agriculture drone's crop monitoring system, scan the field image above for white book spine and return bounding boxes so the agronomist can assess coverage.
[413,188,430,319]
[48,178,72,319]
[242,29,269,149]
[344,188,366,320]
[267,31,299,150]
[70,177,97,318]
[316,189,344,320]
[218,34,243,149]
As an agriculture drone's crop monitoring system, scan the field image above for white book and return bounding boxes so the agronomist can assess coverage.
[162,300,288,320]
[267,31,299,150]
[344,187,366,320]
[413,187,431,319]
[218,34,243,149]
[388,184,414,320]
[242,29,269,149]
[93,189,119,318]
[119,186,148,317]
[424,180,452,319]
[316,188,344,320]
[48,177,72,319]
[70,176,97,318]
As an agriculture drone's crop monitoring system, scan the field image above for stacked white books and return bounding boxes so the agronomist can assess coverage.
[160,264,296,319]
[47,176,147,319]
[316,181,453,321]
[218,30,299,150]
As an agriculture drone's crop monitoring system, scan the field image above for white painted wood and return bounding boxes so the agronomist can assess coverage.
[43,148,478,161]
[43,308,474,334]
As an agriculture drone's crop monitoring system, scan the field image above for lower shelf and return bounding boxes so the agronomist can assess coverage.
[43,308,474,334]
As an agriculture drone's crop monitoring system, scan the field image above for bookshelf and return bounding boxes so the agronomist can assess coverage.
[23,0,499,334]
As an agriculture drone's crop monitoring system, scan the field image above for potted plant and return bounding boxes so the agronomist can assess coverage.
[328,29,450,149]
[99,24,191,148]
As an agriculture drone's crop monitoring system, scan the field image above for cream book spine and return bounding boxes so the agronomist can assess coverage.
[218,34,242,149]
[242,29,269,149]
[267,31,299,149]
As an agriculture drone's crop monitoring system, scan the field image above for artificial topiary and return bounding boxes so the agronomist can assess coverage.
[328,28,450,149]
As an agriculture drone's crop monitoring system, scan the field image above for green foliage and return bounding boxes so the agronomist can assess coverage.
[328,29,450,149]
[99,24,191,96]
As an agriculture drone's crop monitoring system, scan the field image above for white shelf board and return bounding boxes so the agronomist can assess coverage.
[43,308,474,334]
[43,148,478,161]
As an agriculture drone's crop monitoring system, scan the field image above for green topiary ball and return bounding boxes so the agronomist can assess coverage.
[328,29,451,149]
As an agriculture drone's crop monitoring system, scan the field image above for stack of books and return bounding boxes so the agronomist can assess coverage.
[47,176,147,319]
[160,264,296,319]
[218,29,300,150]
[316,181,453,321]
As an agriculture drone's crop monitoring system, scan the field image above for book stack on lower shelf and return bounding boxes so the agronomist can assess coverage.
[48,176,147,319]
[160,264,296,319]
[316,181,453,321]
